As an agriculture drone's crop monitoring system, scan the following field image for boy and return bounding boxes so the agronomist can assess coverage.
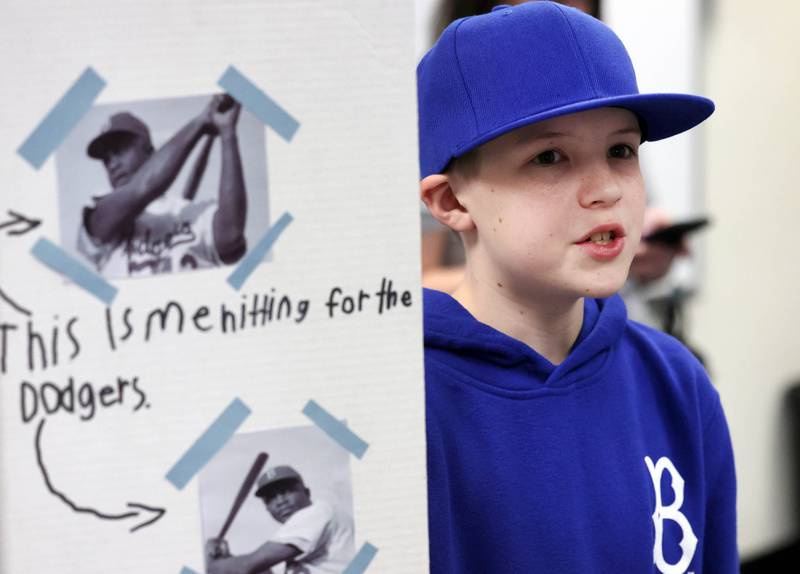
[418,2,737,572]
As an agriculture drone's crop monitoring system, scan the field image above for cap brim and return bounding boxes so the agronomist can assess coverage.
[254,477,299,499]
[86,130,138,159]
[449,93,714,170]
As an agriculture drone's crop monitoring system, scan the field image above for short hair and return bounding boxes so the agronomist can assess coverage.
[446,145,482,180]
[434,0,602,40]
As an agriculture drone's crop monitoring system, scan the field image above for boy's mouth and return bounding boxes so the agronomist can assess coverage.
[576,224,627,261]
[587,230,616,245]
[577,224,626,245]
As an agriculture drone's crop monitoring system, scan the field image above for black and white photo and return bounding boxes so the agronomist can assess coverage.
[198,425,356,574]
[55,94,270,279]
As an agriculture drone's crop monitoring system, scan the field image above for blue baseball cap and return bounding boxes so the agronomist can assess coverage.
[417,1,715,178]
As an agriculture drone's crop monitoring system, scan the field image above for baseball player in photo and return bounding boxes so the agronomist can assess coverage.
[206,465,355,574]
[78,94,248,277]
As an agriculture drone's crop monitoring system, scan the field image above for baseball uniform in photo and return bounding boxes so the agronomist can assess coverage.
[270,500,355,574]
[78,193,221,277]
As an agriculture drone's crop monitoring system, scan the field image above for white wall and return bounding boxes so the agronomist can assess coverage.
[415,0,439,57]
[603,0,704,294]
[604,0,701,218]
[692,0,800,558]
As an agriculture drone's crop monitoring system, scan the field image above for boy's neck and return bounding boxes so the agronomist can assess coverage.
[451,273,585,366]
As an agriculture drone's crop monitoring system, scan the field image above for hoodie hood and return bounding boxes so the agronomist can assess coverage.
[423,288,628,392]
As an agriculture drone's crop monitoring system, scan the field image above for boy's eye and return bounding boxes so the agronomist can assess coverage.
[531,149,563,165]
[609,143,636,159]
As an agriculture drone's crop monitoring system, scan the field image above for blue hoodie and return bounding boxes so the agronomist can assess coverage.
[424,288,737,573]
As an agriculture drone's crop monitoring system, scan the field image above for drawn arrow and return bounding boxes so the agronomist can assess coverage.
[35,418,166,533]
[0,285,32,316]
[0,210,42,236]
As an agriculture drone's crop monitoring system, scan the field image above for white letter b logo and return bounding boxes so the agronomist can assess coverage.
[645,456,698,574]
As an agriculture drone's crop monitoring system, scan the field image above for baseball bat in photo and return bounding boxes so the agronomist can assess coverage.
[217,452,269,540]
[182,134,215,201]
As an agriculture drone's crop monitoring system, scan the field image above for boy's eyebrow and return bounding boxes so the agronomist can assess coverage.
[611,126,643,137]
[513,125,642,145]
[513,130,568,144]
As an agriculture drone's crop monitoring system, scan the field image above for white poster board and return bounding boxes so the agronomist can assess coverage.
[0,1,427,572]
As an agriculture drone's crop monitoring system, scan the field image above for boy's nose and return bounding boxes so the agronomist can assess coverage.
[577,166,623,209]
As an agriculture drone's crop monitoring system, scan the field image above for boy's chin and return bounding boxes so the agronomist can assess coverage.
[582,287,620,299]
[577,278,626,299]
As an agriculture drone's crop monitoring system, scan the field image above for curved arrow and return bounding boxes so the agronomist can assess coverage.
[0,210,41,237]
[0,285,32,316]
[34,418,166,533]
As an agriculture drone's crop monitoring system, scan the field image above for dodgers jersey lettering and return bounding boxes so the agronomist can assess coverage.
[423,289,738,573]
[78,194,221,277]
[646,456,698,574]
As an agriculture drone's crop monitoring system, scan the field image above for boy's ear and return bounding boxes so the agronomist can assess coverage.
[420,174,475,232]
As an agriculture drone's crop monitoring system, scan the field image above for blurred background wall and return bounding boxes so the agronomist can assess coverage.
[693,0,800,559]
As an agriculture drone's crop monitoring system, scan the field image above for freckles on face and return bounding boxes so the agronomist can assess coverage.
[460,107,646,298]
[475,189,572,292]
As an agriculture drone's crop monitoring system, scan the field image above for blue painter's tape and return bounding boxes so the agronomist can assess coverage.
[17,67,106,169]
[343,542,379,574]
[166,398,251,490]
[31,238,117,305]
[218,66,300,142]
[302,400,369,459]
[226,212,293,291]
[180,568,199,574]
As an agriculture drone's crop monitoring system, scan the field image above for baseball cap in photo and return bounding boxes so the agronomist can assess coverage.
[254,465,304,498]
[87,111,153,159]
[417,1,715,178]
